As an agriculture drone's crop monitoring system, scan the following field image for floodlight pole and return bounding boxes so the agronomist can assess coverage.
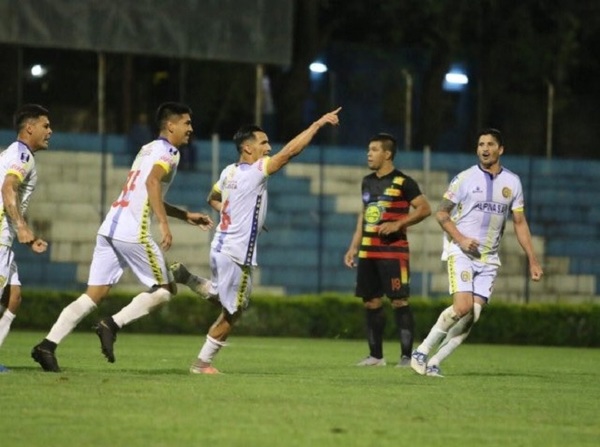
[546,80,554,159]
[402,69,413,151]
[98,52,107,223]
[255,64,264,126]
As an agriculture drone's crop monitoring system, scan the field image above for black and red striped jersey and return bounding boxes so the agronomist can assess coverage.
[359,169,422,259]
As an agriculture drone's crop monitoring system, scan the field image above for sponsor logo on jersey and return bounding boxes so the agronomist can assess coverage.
[20,152,30,163]
[364,203,383,224]
[474,201,507,214]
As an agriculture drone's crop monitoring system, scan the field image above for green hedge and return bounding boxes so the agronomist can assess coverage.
[13,291,600,347]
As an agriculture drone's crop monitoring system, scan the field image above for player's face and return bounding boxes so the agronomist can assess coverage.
[169,113,193,147]
[477,134,503,169]
[367,141,387,171]
[27,115,52,151]
[247,131,271,162]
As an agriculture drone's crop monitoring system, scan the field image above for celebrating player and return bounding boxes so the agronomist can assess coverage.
[32,102,213,372]
[411,128,543,377]
[171,107,341,374]
[0,105,51,372]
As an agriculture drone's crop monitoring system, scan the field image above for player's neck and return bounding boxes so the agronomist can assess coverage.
[375,164,395,178]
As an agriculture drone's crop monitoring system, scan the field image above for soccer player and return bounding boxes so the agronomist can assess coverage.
[171,107,341,374]
[411,128,543,377]
[0,105,51,372]
[32,102,213,372]
[344,133,431,367]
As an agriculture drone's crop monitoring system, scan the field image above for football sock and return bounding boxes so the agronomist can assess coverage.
[186,274,213,299]
[112,288,171,328]
[366,307,385,359]
[416,305,460,355]
[46,294,97,344]
[429,303,482,366]
[0,310,16,348]
[198,335,226,364]
[394,305,414,358]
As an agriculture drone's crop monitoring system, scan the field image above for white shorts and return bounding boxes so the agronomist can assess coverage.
[209,250,253,315]
[87,235,172,288]
[0,245,20,290]
[446,253,498,302]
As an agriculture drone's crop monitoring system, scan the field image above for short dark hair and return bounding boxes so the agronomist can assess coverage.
[369,132,397,160]
[13,104,49,132]
[233,125,264,153]
[477,128,503,146]
[155,102,192,130]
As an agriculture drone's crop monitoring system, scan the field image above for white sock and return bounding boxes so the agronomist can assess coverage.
[46,295,97,344]
[416,306,461,355]
[112,288,171,328]
[429,303,482,367]
[187,274,214,299]
[198,335,226,364]
[0,310,16,348]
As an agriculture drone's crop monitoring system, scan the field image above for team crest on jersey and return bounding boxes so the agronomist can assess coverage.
[364,203,383,224]
[502,187,512,199]
[460,270,471,282]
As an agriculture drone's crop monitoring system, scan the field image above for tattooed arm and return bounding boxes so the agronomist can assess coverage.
[435,198,479,254]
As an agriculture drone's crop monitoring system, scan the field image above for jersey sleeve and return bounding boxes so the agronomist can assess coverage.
[511,177,525,212]
[7,150,34,182]
[402,176,423,202]
[155,146,179,174]
[443,172,465,204]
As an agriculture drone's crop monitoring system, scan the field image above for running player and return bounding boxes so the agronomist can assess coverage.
[171,107,341,374]
[411,128,543,377]
[32,102,213,372]
[0,105,51,372]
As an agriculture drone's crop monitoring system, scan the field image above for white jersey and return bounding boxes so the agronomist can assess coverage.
[0,141,37,246]
[442,164,524,265]
[211,158,270,266]
[98,138,179,243]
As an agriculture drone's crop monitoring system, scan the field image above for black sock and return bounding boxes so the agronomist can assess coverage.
[365,307,385,359]
[394,306,415,358]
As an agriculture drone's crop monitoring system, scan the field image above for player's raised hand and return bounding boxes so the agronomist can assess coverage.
[317,107,342,127]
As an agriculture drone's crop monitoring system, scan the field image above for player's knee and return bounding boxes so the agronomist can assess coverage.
[363,297,383,309]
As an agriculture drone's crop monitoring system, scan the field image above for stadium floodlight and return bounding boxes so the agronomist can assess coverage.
[30,64,48,78]
[443,65,469,92]
[445,72,468,85]
[309,62,328,74]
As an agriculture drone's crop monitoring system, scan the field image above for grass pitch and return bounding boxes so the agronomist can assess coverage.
[2,331,599,447]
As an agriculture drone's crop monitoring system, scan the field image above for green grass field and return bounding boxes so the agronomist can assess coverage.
[2,331,599,447]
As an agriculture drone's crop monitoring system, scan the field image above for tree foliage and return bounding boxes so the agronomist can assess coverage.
[270,0,600,157]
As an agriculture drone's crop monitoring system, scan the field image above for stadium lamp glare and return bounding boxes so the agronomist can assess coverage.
[30,64,48,78]
[445,72,469,85]
[309,62,328,74]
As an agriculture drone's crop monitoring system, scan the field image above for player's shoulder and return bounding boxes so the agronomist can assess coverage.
[499,166,521,181]
[4,141,34,164]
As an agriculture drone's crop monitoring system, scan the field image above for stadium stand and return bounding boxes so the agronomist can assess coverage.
[0,130,598,302]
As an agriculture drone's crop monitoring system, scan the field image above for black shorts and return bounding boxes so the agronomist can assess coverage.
[355,256,410,299]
